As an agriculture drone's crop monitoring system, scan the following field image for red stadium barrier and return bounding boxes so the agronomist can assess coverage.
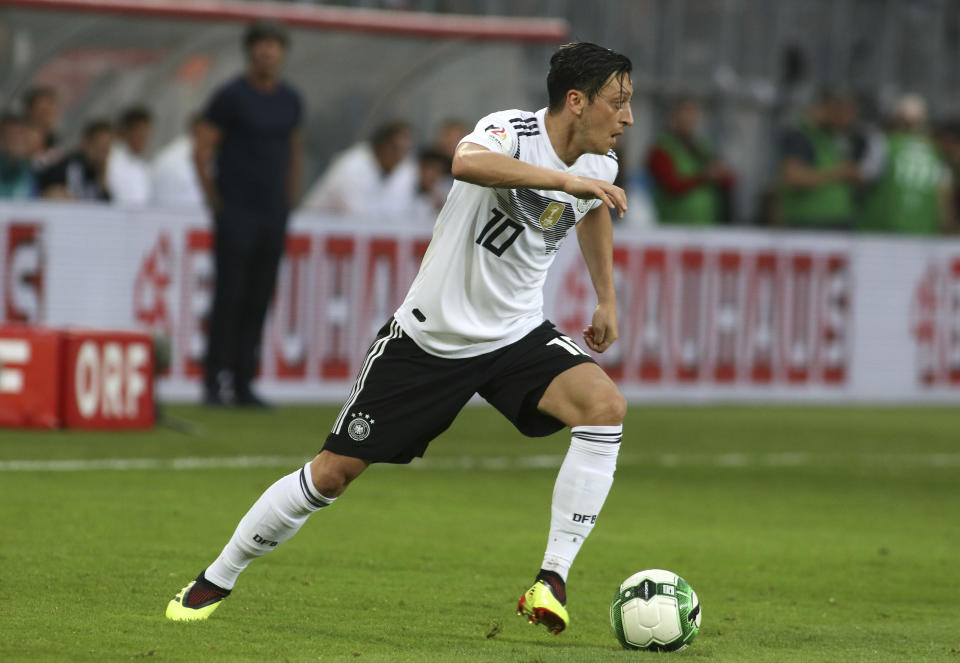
[0,325,154,430]
[0,0,570,42]
[0,325,62,429]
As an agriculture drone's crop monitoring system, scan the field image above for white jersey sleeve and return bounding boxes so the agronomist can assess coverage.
[394,107,617,358]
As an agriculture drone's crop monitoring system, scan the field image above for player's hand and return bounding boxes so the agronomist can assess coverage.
[563,175,628,219]
[583,302,618,353]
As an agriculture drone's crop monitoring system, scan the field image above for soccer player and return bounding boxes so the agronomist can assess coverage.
[166,42,633,635]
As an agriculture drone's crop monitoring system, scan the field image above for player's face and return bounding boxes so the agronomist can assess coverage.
[583,73,634,154]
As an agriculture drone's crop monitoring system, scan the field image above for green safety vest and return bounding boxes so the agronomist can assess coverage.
[651,132,718,225]
[779,122,853,227]
[859,132,943,235]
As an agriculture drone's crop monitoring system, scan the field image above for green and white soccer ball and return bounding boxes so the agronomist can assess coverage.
[610,569,701,651]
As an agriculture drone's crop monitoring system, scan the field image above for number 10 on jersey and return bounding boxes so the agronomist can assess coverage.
[476,208,524,257]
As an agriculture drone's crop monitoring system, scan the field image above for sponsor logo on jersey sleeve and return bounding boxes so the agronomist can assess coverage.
[484,123,509,145]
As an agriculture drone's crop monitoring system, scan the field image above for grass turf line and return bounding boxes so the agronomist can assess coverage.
[0,405,958,662]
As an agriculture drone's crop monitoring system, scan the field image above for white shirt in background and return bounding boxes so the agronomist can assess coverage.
[150,135,204,208]
[107,141,151,205]
[301,142,417,219]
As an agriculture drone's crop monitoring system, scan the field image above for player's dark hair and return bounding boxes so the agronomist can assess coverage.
[370,120,412,150]
[82,119,113,140]
[244,20,290,51]
[118,105,152,129]
[547,42,632,113]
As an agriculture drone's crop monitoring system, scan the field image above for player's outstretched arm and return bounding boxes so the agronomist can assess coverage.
[576,204,618,353]
[452,142,628,218]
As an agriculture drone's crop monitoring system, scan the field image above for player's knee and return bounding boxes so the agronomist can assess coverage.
[585,388,627,425]
[311,466,349,498]
[310,452,366,498]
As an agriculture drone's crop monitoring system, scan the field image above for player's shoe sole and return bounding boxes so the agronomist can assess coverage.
[165,576,228,621]
[517,580,569,634]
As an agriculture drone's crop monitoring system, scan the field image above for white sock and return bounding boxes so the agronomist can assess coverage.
[541,425,622,582]
[204,462,334,590]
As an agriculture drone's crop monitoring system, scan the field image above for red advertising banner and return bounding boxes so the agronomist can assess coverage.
[60,330,154,430]
[0,325,61,429]
[1,202,959,403]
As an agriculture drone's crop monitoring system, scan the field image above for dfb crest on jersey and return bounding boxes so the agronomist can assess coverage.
[576,198,592,215]
[539,201,566,229]
[347,412,374,441]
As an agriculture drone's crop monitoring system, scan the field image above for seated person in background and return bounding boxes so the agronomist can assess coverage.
[0,113,37,199]
[859,94,955,235]
[431,118,469,162]
[410,147,452,222]
[22,85,62,168]
[37,119,113,201]
[151,113,206,208]
[107,105,153,205]
[301,120,416,218]
[646,97,734,225]
[778,90,860,230]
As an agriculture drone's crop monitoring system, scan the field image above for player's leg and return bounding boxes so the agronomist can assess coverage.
[479,323,624,633]
[537,360,625,575]
[167,318,478,621]
[166,451,366,621]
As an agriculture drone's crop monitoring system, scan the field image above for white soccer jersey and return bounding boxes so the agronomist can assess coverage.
[394,107,619,358]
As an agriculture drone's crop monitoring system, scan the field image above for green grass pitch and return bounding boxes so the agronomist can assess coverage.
[1,404,958,662]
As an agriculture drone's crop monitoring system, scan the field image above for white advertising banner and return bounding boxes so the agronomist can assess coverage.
[1,201,958,403]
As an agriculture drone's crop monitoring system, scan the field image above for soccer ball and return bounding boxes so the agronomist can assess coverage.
[609,569,701,651]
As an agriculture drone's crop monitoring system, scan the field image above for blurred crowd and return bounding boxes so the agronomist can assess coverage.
[643,90,958,234]
[2,81,958,235]
[0,84,465,225]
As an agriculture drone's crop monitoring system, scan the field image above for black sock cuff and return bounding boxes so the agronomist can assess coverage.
[536,569,566,605]
[198,571,231,597]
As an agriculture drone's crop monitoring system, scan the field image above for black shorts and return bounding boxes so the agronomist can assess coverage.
[322,318,596,464]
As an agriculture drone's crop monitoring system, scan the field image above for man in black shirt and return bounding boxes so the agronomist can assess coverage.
[194,21,303,407]
[37,119,113,201]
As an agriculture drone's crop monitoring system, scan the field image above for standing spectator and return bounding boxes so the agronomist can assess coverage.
[107,105,153,205]
[195,21,303,408]
[778,90,860,230]
[0,113,36,199]
[22,85,62,168]
[151,114,205,208]
[302,120,415,218]
[36,119,113,201]
[933,120,960,227]
[646,98,734,225]
[859,94,954,235]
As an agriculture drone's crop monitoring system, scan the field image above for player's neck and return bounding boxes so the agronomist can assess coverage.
[543,111,584,167]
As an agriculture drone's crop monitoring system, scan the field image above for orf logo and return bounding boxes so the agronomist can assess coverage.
[61,331,155,429]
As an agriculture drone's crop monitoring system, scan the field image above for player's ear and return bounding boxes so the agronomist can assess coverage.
[567,89,586,117]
